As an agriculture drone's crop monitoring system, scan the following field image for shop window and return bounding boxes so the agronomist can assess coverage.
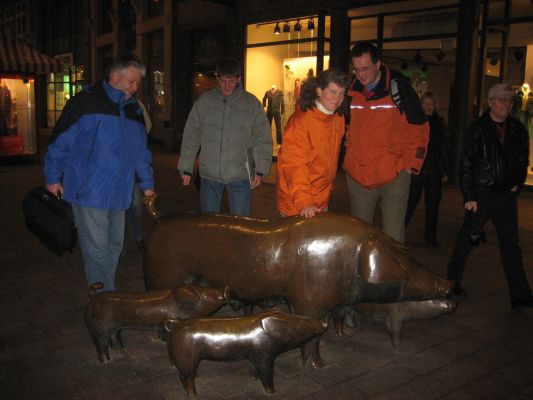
[246,40,330,156]
[0,76,36,155]
[46,55,85,128]
[146,30,164,118]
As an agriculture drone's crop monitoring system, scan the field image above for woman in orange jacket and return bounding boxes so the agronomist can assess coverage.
[276,69,350,217]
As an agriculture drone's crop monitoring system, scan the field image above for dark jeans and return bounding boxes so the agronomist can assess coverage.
[447,191,532,301]
[267,110,282,144]
[404,172,442,242]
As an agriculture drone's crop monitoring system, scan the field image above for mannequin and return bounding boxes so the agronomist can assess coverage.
[0,80,12,136]
[262,84,285,145]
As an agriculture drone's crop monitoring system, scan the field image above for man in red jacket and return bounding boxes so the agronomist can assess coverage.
[343,43,429,243]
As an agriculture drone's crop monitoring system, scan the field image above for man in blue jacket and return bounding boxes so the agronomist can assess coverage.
[44,55,155,292]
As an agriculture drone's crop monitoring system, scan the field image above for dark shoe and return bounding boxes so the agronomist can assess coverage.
[452,281,467,296]
[511,296,533,310]
[425,239,441,247]
[136,239,145,251]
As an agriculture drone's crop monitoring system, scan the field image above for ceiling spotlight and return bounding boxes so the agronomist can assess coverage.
[436,50,445,62]
[274,22,281,35]
[294,20,302,32]
[413,51,422,63]
[283,21,290,33]
[308,18,315,30]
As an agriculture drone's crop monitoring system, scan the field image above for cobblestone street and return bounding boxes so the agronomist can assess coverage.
[1,149,533,400]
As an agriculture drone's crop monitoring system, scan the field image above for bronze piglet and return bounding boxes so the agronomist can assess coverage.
[85,283,230,362]
[335,299,457,351]
[164,308,328,396]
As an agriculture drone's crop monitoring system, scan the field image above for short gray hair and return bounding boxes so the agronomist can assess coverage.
[108,55,146,78]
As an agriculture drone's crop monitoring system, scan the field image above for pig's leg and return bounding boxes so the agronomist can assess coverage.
[176,358,200,396]
[333,309,345,336]
[109,329,123,349]
[384,310,403,352]
[90,333,110,363]
[253,357,275,393]
[300,334,325,368]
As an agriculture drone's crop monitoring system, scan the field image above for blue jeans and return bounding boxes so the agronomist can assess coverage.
[126,184,143,242]
[200,178,251,216]
[72,205,125,291]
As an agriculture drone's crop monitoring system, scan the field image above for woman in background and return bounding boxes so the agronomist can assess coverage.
[276,69,350,218]
[404,91,450,246]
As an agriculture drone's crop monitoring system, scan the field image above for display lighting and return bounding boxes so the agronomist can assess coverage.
[294,20,302,32]
[308,18,315,30]
[274,22,281,35]
[283,21,290,33]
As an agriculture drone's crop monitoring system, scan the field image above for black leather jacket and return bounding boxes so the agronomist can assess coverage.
[459,111,529,202]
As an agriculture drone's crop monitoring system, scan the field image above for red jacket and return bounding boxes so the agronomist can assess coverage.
[343,65,429,189]
[276,107,345,216]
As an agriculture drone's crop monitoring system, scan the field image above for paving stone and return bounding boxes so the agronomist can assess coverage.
[352,363,418,397]
[430,356,492,392]
[371,375,449,400]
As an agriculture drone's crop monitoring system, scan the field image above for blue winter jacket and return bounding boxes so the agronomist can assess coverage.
[44,80,154,211]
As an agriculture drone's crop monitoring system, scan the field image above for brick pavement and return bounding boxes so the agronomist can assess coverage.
[1,149,533,400]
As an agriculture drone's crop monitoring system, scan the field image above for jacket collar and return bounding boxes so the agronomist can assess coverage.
[216,83,244,102]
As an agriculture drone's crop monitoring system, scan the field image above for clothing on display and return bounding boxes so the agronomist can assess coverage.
[263,85,285,145]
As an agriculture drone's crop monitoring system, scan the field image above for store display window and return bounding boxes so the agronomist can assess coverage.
[246,16,330,156]
[0,75,36,156]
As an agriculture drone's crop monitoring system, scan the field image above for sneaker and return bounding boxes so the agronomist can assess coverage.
[511,296,533,310]
[452,281,467,296]
[425,239,441,247]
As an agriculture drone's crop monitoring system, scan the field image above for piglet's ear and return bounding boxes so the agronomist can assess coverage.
[174,285,199,303]
[262,316,293,340]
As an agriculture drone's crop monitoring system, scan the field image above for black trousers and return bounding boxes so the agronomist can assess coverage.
[447,191,532,301]
[267,110,282,144]
[404,172,442,241]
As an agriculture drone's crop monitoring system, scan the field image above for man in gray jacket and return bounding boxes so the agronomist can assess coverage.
[178,57,272,216]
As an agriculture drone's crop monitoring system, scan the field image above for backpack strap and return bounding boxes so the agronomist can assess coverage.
[390,78,404,114]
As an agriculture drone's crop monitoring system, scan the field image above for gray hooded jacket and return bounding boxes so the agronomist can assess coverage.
[178,84,272,183]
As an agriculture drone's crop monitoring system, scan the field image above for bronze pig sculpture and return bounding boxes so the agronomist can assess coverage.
[164,308,328,395]
[143,211,454,368]
[335,299,457,351]
[85,283,230,362]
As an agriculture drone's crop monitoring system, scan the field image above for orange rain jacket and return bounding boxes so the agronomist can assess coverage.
[343,65,429,189]
[276,107,345,216]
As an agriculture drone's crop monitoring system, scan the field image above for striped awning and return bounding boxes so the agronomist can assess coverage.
[0,35,61,74]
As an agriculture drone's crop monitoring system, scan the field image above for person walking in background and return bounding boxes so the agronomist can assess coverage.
[447,83,533,309]
[44,55,155,292]
[178,57,272,216]
[404,92,450,246]
[276,69,350,218]
[124,98,152,253]
[343,42,429,243]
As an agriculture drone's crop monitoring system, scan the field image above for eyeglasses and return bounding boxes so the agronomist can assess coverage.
[217,76,239,86]
[353,66,376,75]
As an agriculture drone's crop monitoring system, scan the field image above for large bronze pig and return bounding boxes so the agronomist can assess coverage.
[335,299,457,351]
[144,211,454,368]
[85,283,230,362]
[164,308,328,395]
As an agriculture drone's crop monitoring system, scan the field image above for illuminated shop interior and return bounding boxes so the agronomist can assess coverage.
[246,16,330,156]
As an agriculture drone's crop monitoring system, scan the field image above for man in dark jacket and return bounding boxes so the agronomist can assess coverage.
[447,83,533,309]
[45,55,155,292]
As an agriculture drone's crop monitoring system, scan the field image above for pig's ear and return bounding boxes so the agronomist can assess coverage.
[355,235,408,285]
[174,285,200,303]
[261,315,293,340]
